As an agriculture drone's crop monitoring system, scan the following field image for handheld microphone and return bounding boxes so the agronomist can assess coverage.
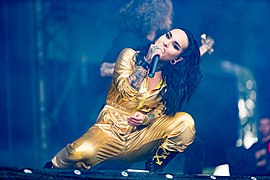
[148,55,160,78]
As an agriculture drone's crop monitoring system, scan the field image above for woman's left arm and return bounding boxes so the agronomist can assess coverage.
[127,112,155,126]
[128,102,164,126]
[144,101,165,125]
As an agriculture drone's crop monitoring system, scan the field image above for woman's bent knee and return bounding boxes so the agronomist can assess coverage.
[162,112,196,152]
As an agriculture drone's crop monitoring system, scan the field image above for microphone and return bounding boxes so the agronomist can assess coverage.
[148,55,160,78]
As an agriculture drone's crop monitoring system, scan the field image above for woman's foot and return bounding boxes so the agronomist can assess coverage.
[145,145,178,172]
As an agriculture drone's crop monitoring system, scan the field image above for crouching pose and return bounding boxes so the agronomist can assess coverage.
[51,28,202,172]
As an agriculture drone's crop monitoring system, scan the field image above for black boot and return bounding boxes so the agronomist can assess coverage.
[145,145,178,172]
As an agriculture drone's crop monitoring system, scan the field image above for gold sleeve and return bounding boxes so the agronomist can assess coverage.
[113,48,139,98]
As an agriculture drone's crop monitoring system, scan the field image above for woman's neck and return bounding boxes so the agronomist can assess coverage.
[148,71,162,91]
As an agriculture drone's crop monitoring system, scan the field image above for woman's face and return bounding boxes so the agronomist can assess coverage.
[155,29,189,61]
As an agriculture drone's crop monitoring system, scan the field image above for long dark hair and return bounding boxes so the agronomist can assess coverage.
[161,28,202,116]
[119,0,173,38]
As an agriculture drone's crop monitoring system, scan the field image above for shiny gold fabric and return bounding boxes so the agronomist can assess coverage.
[52,48,196,169]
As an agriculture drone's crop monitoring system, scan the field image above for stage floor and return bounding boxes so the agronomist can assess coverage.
[0,166,268,180]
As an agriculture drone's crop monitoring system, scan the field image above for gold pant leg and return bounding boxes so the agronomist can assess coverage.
[123,112,195,162]
[52,112,195,168]
[52,125,125,169]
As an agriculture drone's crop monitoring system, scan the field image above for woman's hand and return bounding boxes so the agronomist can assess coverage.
[127,112,146,126]
[145,44,163,64]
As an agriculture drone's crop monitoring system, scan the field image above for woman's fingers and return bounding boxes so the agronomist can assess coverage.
[127,112,146,126]
[127,116,143,126]
[127,117,140,126]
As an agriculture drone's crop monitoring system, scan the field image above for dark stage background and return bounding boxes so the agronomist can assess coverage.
[1,0,270,175]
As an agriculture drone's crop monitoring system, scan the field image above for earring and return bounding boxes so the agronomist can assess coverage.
[170,59,181,65]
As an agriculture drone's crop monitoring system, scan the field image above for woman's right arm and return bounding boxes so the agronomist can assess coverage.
[113,48,145,98]
[127,44,161,90]
[114,45,160,95]
[127,66,147,91]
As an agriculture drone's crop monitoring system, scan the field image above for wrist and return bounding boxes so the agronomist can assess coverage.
[142,114,155,126]
[142,114,150,125]
[135,59,150,70]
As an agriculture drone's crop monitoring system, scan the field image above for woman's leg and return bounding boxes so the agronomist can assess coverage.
[52,125,125,169]
[124,112,196,171]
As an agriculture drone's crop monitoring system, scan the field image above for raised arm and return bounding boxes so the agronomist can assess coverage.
[127,66,148,91]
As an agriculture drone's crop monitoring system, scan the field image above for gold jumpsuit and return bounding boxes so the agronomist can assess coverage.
[52,48,195,169]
